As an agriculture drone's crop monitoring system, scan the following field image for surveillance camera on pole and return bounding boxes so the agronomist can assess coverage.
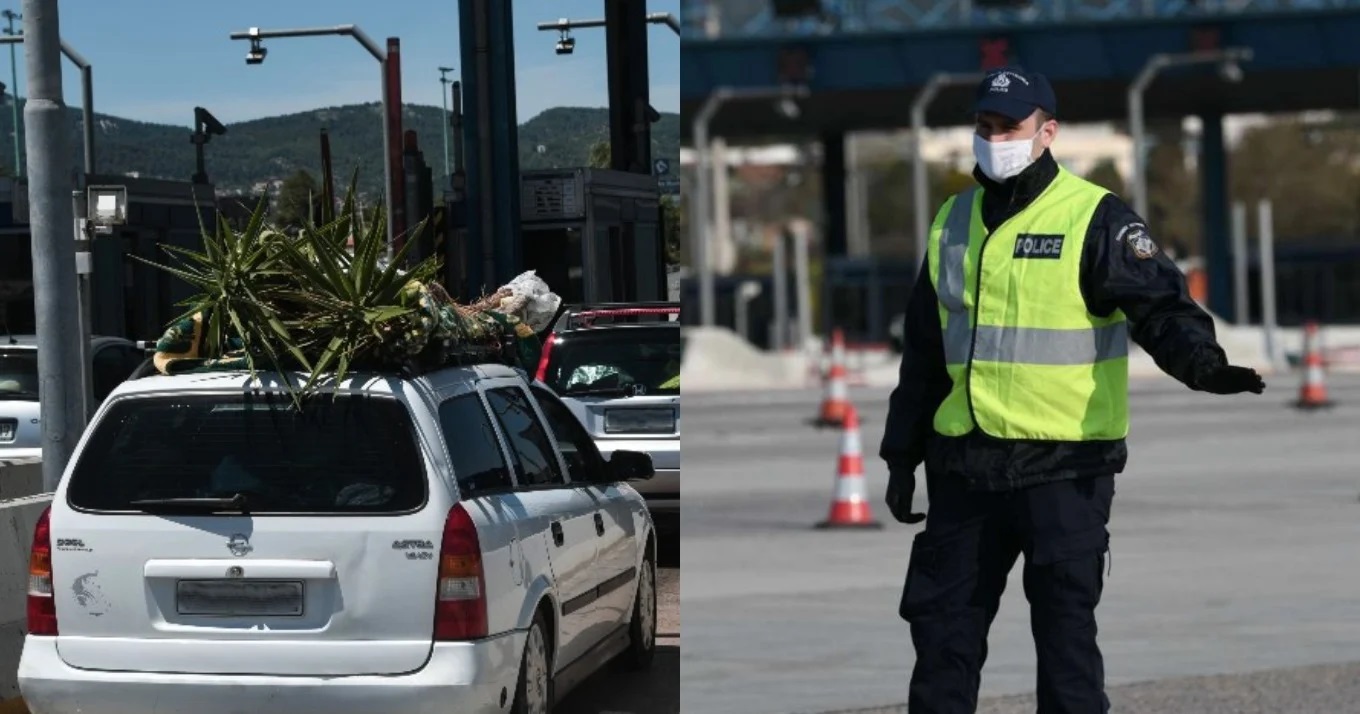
[246,29,267,65]
[555,31,575,55]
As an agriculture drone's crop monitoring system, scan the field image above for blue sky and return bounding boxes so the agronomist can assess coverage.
[10,0,679,126]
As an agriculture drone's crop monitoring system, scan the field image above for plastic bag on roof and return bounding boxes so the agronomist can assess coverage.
[502,270,562,333]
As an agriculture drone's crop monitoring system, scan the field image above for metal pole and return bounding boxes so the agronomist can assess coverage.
[912,72,984,268]
[438,68,452,180]
[772,227,788,350]
[793,220,813,351]
[1128,58,1162,222]
[3,10,20,177]
[1258,199,1280,369]
[1231,200,1248,325]
[735,280,760,344]
[712,136,730,279]
[1129,48,1253,221]
[646,12,681,34]
[536,13,679,34]
[79,63,91,175]
[23,0,82,492]
[56,41,91,176]
[0,35,95,176]
[71,193,90,418]
[692,85,809,327]
[693,91,722,327]
[228,25,390,244]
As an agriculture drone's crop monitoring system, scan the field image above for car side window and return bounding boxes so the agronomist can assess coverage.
[531,386,607,484]
[484,387,566,488]
[438,393,515,496]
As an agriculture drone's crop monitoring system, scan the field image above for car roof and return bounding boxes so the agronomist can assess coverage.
[550,302,681,333]
[110,361,525,399]
[1,334,135,350]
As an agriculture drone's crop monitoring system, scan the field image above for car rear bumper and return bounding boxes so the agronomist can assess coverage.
[19,631,526,714]
[0,447,42,461]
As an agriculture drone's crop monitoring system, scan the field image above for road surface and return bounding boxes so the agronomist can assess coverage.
[682,373,1360,714]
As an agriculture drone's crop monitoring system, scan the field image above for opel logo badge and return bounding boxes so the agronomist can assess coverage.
[226,534,253,557]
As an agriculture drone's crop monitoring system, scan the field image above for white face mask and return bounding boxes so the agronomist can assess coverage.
[973,130,1043,182]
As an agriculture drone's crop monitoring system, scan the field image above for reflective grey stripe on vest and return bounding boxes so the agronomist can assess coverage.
[974,323,1127,365]
[935,188,1128,366]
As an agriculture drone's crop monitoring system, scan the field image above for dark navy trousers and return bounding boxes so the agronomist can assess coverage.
[899,470,1115,714]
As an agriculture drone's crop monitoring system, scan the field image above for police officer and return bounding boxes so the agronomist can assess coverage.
[880,66,1266,714]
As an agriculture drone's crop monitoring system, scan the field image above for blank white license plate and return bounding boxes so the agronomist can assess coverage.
[176,580,304,616]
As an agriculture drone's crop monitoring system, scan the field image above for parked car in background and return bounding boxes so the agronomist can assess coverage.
[19,361,659,714]
[0,334,146,459]
[535,303,680,540]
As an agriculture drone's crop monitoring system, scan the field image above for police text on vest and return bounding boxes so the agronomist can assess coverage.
[1013,234,1064,259]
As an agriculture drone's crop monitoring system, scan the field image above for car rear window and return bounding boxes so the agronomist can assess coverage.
[67,393,427,514]
[544,326,680,397]
[0,350,39,399]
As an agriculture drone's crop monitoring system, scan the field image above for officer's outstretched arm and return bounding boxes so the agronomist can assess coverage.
[1080,196,1265,395]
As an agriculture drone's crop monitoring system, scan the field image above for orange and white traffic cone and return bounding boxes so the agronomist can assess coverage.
[816,405,883,530]
[814,329,852,427]
[1295,321,1334,410]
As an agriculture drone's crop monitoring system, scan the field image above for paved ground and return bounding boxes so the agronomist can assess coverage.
[559,551,680,714]
[681,373,1360,714]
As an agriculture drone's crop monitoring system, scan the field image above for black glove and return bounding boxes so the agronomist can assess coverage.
[1198,364,1266,395]
[885,468,926,524]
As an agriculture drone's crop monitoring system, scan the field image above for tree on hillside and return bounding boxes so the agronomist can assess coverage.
[1229,119,1360,241]
[587,140,611,170]
[276,170,322,230]
[1144,133,1200,256]
[1085,158,1126,197]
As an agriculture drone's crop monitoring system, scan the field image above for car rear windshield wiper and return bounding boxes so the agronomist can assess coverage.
[129,493,252,514]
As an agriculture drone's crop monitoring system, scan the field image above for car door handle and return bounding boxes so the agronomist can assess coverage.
[551,521,565,547]
[594,512,605,537]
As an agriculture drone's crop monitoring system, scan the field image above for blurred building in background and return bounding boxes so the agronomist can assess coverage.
[680,0,1360,356]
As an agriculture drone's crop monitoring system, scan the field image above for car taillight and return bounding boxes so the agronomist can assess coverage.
[27,506,57,636]
[534,333,558,383]
[434,503,487,640]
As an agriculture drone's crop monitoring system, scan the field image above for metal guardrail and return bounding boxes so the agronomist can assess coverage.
[682,0,1360,38]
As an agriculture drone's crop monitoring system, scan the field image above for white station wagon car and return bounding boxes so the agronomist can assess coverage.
[18,362,659,714]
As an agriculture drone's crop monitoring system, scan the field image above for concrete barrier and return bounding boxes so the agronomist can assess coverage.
[0,460,43,503]
[0,493,51,702]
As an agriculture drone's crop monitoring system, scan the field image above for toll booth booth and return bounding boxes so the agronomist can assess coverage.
[1,176,214,340]
[519,168,666,305]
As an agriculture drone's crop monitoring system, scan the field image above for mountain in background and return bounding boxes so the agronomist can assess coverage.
[0,104,679,197]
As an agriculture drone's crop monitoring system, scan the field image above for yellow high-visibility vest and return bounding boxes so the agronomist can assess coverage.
[928,167,1129,441]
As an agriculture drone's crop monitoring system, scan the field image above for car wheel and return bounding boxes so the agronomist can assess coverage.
[618,550,657,671]
[512,611,553,714]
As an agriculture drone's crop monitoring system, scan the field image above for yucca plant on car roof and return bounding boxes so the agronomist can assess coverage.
[137,171,540,407]
[273,174,438,395]
[133,191,305,383]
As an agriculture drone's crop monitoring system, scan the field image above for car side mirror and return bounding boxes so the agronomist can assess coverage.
[608,450,654,482]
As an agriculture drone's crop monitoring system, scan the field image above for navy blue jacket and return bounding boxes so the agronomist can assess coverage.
[879,149,1229,491]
